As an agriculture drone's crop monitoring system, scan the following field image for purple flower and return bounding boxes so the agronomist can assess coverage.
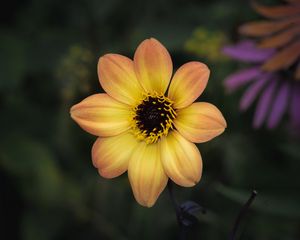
[223,40,300,130]
[223,0,300,132]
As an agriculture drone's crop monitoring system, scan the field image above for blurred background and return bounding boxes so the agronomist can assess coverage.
[1,0,300,239]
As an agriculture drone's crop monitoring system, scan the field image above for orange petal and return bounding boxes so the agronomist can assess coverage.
[239,16,300,36]
[134,38,173,95]
[128,141,168,207]
[252,2,300,19]
[262,41,300,71]
[174,102,226,143]
[70,94,131,137]
[168,62,210,109]
[285,0,300,3]
[160,131,202,187]
[295,62,300,80]
[98,54,144,106]
[258,26,300,48]
[92,132,139,178]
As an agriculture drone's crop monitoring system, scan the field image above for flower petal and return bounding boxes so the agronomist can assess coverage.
[174,102,226,143]
[128,141,168,207]
[223,41,275,62]
[290,84,300,127]
[239,73,272,111]
[224,67,263,93]
[70,94,131,137]
[258,26,300,48]
[239,17,300,36]
[98,54,144,105]
[295,62,300,80]
[168,62,210,109]
[92,131,139,178]
[160,131,202,187]
[267,81,290,128]
[262,41,300,72]
[253,78,278,128]
[134,38,173,94]
[252,2,300,19]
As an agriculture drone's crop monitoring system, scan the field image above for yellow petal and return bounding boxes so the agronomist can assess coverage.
[70,94,131,137]
[174,102,226,143]
[160,131,202,187]
[134,38,173,95]
[168,62,210,109]
[98,54,144,106]
[92,131,139,178]
[128,141,168,207]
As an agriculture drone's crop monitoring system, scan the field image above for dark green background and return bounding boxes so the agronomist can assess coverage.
[1,0,299,239]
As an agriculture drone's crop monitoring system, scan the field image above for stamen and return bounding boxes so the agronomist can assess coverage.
[131,93,176,144]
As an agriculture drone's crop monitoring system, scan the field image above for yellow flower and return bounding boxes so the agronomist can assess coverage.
[70,38,226,207]
[185,27,227,62]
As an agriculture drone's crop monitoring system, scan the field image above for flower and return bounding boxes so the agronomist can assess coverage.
[70,38,226,207]
[185,27,227,62]
[223,0,300,130]
[239,1,300,77]
[56,45,93,101]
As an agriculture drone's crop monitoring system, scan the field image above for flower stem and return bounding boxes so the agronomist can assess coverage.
[229,190,258,240]
[167,180,186,240]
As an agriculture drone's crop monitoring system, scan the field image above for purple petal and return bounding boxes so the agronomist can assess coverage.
[253,78,278,128]
[267,81,290,129]
[289,83,300,127]
[239,73,272,111]
[224,67,262,92]
[223,40,275,63]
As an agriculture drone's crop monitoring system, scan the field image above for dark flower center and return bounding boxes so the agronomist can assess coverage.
[132,95,176,143]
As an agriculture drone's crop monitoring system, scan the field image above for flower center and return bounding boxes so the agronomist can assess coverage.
[132,94,177,144]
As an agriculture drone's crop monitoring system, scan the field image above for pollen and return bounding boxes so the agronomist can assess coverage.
[131,93,177,144]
